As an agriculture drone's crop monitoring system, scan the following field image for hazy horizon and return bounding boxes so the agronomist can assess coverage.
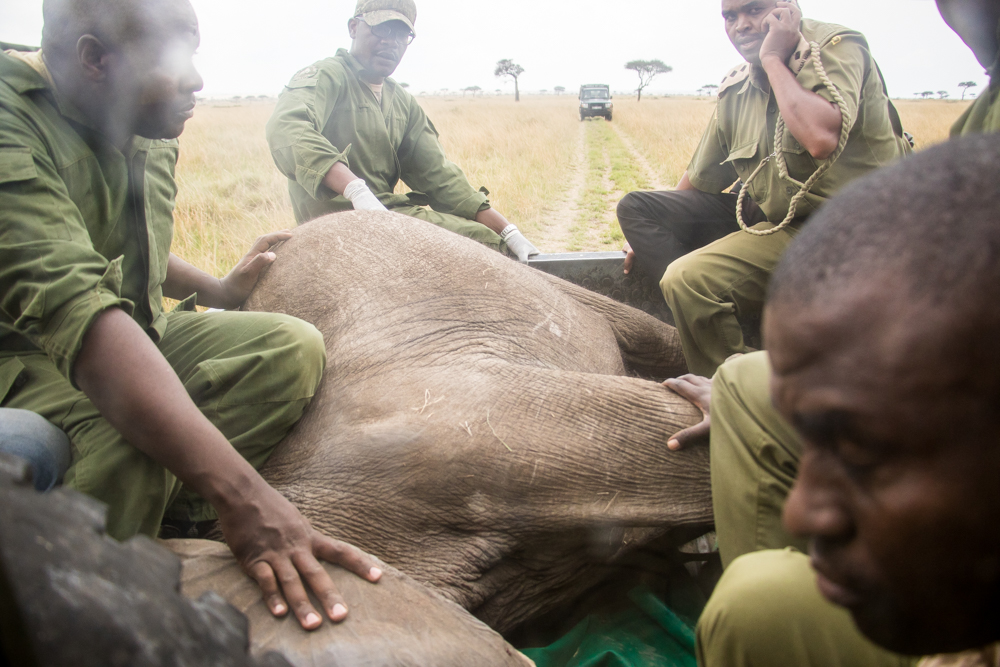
[1,0,988,100]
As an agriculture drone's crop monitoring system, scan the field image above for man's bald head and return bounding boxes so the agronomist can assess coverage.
[42,0,195,65]
[767,134,1000,655]
[39,0,202,144]
[769,133,1000,399]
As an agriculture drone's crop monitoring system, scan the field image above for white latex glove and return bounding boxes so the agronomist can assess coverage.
[500,224,540,263]
[343,179,388,212]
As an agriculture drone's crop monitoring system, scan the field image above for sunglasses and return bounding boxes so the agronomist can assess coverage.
[358,18,415,45]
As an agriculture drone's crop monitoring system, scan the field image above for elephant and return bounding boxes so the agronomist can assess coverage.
[175,210,712,663]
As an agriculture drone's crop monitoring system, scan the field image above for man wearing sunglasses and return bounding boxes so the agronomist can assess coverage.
[267,0,539,263]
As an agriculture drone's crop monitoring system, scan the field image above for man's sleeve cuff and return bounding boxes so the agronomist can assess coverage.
[294,145,351,201]
[448,191,489,220]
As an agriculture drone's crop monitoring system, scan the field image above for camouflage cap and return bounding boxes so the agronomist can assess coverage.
[354,0,417,35]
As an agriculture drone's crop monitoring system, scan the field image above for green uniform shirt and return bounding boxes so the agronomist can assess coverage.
[688,19,912,223]
[950,20,1000,136]
[0,48,177,384]
[267,49,489,224]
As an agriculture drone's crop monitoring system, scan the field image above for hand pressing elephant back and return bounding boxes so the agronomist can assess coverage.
[243,211,712,632]
[168,540,532,667]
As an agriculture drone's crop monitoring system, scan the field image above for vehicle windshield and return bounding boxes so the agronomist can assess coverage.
[581,89,608,99]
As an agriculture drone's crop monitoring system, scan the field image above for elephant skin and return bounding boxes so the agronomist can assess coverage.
[239,211,712,633]
[168,539,532,667]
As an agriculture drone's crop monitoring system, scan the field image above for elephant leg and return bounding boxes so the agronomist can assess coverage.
[535,271,688,379]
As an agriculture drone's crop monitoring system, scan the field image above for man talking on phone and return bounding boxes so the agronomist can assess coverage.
[617,0,911,377]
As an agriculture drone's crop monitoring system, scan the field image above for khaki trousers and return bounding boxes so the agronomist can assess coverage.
[698,352,918,667]
[661,222,798,377]
[0,309,325,540]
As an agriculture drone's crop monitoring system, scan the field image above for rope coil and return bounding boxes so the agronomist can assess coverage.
[736,40,853,236]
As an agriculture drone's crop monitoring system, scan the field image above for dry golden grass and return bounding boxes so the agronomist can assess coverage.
[172,96,967,276]
[413,95,580,237]
[613,97,719,188]
[894,99,972,149]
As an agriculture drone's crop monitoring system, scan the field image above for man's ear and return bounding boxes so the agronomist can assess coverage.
[77,34,110,82]
[348,17,359,39]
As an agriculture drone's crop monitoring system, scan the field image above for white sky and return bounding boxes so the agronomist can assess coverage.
[0,0,988,99]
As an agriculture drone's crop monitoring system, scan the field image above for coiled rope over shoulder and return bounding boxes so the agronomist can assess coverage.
[736,40,853,236]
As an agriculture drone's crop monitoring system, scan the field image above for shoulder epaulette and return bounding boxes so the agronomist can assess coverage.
[718,62,751,96]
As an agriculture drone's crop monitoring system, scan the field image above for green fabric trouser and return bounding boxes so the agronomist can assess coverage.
[660,221,798,377]
[697,549,918,667]
[697,351,918,667]
[0,309,326,540]
[389,204,506,253]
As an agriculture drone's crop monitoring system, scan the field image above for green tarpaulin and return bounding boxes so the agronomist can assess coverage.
[521,586,698,667]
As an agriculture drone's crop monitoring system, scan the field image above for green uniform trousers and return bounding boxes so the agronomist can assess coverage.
[661,221,798,377]
[389,204,504,253]
[697,351,918,667]
[0,309,326,540]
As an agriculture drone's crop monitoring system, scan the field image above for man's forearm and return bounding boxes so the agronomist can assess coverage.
[761,56,842,160]
[163,254,228,308]
[74,308,263,510]
[474,207,510,235]
[323,162,361,196]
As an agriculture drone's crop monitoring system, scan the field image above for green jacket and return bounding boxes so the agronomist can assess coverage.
[688,19,912,223]
[266,49,489,224]
[0,49,177,384]
[951,20,1000,136]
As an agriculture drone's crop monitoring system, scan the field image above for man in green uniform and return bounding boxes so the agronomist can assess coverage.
[0,0,380,632]
[942,0,1000,135]
[265,0,540,262]
[658,4,1000,664]
[619,0,911,377]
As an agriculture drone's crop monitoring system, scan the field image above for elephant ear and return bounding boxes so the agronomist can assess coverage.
[165,539,535,667]
[534,271,688,380]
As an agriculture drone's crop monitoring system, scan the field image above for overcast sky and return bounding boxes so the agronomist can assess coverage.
[0,0,987,99]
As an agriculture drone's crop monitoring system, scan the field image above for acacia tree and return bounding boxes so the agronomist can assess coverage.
[699,83,719,96]
[554,86,566,95]
[959,81,978,100]
[625,59,672,101]
[920,90,935,99]
[495,59,525,101]
[937,90,949,99]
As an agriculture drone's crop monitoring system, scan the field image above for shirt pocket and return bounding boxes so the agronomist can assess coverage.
[722,139,768,200]
[0,357,27,404]
[0,148,37,185]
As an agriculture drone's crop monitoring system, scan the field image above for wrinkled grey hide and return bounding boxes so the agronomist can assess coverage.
[241,211,712,632]
[169,540,532,667]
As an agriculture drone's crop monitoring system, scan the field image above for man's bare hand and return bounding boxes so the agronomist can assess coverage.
[217,231,293,309]
[663,374,713,450]
[759,1,803,66]
[220,479,382,631]
[623,242,636,274]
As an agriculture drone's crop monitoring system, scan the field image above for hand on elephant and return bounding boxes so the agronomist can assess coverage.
[663,374,713,450]
[218,231,293,309]
[219,479,382,630]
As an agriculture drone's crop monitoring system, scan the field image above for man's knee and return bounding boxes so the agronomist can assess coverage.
[660,252,700,308]
[697,549,819,665]
[616,191,646,230]
[697,549,912,667]
[271,315,326,392]
[0,408,71,492]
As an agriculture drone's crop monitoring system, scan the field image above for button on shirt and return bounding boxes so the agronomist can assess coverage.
[687,19,912,224]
